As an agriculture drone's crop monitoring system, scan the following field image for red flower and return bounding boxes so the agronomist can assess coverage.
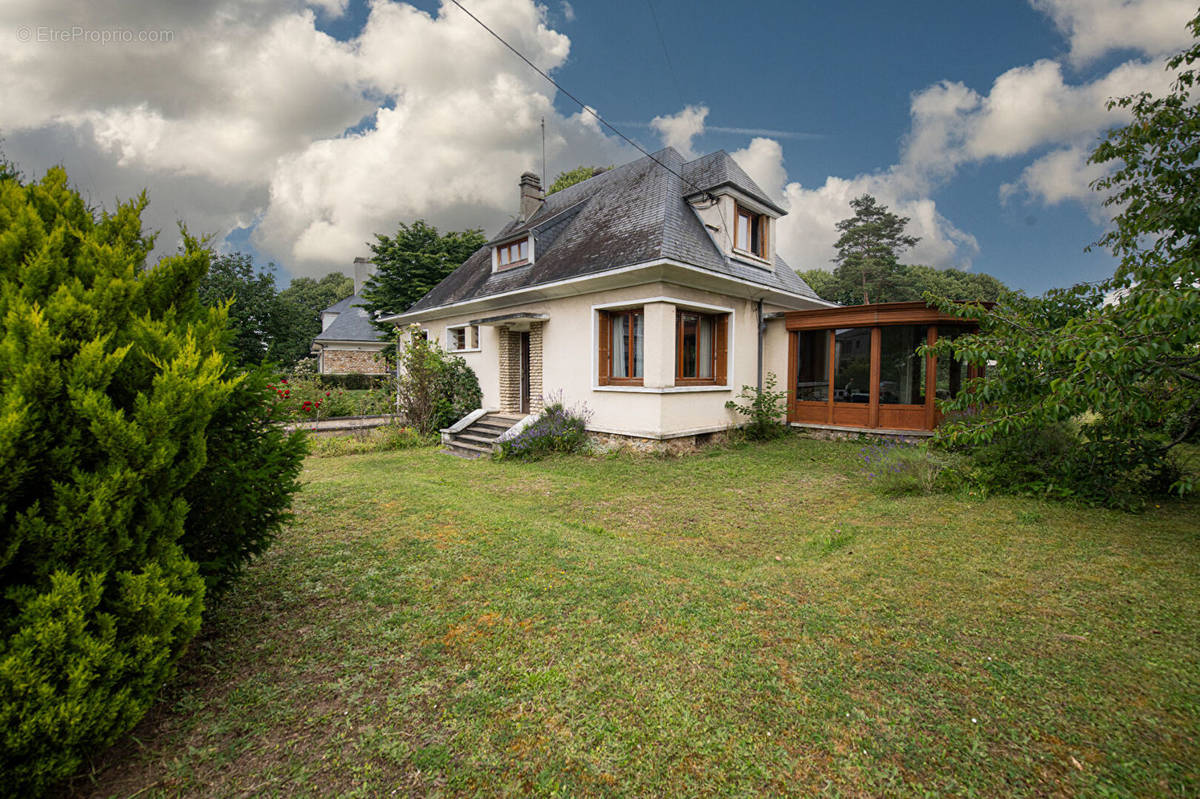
[281,379,288,384]
[325,392,330,397]
[284,390,290,397]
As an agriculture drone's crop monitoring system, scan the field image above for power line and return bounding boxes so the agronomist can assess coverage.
[445,0,716,203]
[644,0,686,109]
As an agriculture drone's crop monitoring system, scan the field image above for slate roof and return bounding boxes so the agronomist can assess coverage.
[402,147,820,315]
[320,294,361,315]
[314,295,387,344]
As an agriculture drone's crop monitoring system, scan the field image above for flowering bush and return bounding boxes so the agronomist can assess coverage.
[496,394,592,460]
[725,372,789,440]
[860,438,962,496]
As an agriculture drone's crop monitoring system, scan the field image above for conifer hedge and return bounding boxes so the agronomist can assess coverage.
[0,167,303,792]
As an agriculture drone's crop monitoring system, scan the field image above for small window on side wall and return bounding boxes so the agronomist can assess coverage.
[496,236,530,269]
[734,203,767,259]
[598,308,644,385]
[447,324,478,352]
[676,310,728,385]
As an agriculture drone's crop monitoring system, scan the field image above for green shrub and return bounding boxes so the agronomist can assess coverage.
[950,419,1182,510]
[318,372,385,391]
[0,168,223,792]
[496,396,591,460]
[179,364,307,597]
[725,372,789,441]
[395,326,482,434]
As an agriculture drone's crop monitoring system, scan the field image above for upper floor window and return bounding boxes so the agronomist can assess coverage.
[598,308,644,385]
[676,310,728,385]
[496,236,530,269]
[734,203,767,259]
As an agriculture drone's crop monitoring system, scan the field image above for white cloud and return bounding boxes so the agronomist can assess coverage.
[561,1,576,22]
[1031,0,1194,66]
[1000,144,1112,214]
[650,105,708,160]
[0,0,628,277]
[730,138,787,205]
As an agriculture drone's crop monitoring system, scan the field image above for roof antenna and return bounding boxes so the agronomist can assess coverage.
[540,117,547,187]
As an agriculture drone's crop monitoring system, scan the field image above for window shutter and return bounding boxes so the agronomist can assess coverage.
[715,314,728,384]
[598,312,611,384]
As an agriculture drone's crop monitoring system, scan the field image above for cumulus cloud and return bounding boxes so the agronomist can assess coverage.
[1031,0,1194,66]
[650,105,709,160]
[0,0,628,277]
[733,10,1180,274]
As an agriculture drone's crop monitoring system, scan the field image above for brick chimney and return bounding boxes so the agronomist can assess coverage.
[519,172,543,221]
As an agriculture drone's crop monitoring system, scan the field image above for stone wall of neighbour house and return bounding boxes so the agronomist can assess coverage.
[321,347,387,375]
[528,322,544,412]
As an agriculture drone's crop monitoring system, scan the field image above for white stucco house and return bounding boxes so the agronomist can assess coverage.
[380,146,836,454]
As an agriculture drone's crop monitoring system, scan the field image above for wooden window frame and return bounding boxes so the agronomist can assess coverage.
[495,236,530,270]
[734,203,767,259]
[674,310,728,386]
[597,308,644,386]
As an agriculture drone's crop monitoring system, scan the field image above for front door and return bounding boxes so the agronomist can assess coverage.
[519,331,531,414]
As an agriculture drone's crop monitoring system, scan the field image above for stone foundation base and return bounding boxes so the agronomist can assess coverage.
[587,429,731,456]
[792,424,931,445]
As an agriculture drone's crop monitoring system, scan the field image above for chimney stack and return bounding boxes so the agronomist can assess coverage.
[353,256,376,295]
[519,171,543,221]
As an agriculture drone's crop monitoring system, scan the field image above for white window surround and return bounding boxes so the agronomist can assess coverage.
[445,323,481,353]
[590,296,735,391]
[491,235,535,272]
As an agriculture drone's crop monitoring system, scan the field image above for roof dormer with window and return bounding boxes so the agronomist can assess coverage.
[492,234,532,272]
[688,189,779,269]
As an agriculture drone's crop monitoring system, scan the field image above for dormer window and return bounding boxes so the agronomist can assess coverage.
[496,236,530,270]
[734,203,767,259]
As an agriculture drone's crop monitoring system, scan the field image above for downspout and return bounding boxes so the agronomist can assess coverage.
[756,298,764,392]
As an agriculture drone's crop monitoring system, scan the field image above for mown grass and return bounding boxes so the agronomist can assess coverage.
[68,437,1199,797]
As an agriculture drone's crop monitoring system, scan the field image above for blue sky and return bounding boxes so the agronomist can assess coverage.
[1,0,1194,294]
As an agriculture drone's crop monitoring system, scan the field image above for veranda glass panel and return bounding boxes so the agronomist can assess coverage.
[796,330,829,401]
[879,325,928,405]
[937,327,970,399]
[833,328,871,402]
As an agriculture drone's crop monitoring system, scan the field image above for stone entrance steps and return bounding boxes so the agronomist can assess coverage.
[443,411,527,458]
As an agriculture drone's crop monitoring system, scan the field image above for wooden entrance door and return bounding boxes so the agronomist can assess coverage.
[519,331,531,414]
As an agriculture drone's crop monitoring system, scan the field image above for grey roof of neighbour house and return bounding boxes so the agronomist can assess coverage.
[320,294,361,315]
[402,147,821,315]
[313,295,387,344]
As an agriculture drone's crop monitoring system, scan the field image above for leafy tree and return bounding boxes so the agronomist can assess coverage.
[831,194,920,304]
[798,263,1011,305]
[546,164,610,195]
[0,168,228,791]
[196,252,286,366]
[275,271,354,365]
[361,221,485,325]
[931,12,1200,505]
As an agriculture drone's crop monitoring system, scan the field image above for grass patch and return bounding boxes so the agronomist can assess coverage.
[67,437,1200,797]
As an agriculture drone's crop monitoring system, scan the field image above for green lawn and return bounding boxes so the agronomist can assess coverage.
[71,438,1200,797]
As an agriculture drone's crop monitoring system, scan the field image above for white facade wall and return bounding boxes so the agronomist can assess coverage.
[411,281,798,439]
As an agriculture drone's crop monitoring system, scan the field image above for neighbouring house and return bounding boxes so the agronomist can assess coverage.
[381,146,840,449]
[311,257,389,375]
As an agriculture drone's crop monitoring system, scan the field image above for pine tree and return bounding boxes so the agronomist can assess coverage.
[831,194,920,304]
